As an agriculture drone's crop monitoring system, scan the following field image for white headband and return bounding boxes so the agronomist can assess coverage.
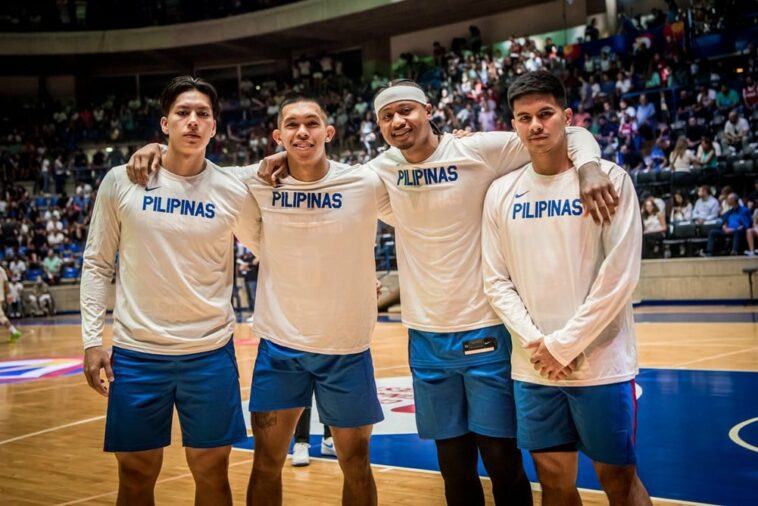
[373,86,428,114]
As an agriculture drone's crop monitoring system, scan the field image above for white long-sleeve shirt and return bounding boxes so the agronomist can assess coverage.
[482,160,641,386]
[367,128,600,332]
[237,161,393,354]
[81,163,261,355]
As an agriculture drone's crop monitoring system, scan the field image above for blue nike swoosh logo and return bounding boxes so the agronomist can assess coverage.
[515,191,529,198]
[145,186,161,192]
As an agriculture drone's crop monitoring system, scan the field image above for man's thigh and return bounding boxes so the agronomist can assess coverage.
[105,348,175,452]
[514,381,578,452]
[249,339,315,413]
[463,359,517,439]
[174,340,247,448]
[310,350,384,429]
[566,380,637,466]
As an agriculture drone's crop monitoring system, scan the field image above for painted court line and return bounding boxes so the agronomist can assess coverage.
[51,447,719,505]
[232,449,718,506]
[728,417,758,453]
[0,415,105,446]
[55,457,255,505]
[673,346,758,368]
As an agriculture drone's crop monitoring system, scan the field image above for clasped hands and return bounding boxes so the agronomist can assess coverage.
[526,338,576,381]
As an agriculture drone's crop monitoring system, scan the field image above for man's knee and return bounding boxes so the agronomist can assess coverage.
[594,463,637,497]
[338,444,371,471]
[186,446,231,484]
[532,452,577,489]
[251,444,288,475]
[332,428,372,477]
[116,450,163,485]
[250,437,289,477]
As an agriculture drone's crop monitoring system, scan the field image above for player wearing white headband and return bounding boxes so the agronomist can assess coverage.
[365,79,615,506]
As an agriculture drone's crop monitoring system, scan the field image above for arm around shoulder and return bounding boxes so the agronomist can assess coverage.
[232,188,263,257]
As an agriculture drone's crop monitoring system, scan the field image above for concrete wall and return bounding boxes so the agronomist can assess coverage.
[634,257,758,302]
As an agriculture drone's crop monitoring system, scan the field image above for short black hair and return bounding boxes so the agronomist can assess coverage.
[160,75,219,119]
[507,71,567,111]
[277,92,327,126]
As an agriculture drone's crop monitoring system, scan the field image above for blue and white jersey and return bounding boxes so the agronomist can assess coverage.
[81,162,260,355]
[482,160,642,386]
[238,161,392,354]
[367,128,600,333]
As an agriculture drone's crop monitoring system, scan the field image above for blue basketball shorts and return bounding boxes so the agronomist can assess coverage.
[408,324,516,440]
[249,339,384,428]
[514,379,638,466]
[104,339,247,452]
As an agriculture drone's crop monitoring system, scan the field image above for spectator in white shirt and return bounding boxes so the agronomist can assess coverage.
[668,136,696,172]
[692,185,721,224]
[724,110,750,148]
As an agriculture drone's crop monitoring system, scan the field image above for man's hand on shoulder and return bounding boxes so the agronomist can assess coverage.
[578,162,619,224]
[451,129,475,139]
[126,143,165,186]
[258,151,289,186]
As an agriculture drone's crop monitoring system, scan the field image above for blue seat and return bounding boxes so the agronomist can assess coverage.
[26,268,42,282]
[62,267,79,279]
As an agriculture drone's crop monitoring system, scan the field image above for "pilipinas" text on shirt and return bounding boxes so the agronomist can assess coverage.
[142,196,216,218]
[397,165,458,186]
[272,191,343,209]
[512,198,583,220]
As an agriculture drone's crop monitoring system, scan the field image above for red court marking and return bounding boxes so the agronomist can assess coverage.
[391,404,416,414]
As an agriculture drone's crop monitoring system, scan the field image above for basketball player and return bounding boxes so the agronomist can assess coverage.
[126,94,391,506]
[240,96,390,505]
[481,71,651,505]
[128,84,614,506]
[254,79,614,505]
[81,76,260,506]
[0,266,22,342]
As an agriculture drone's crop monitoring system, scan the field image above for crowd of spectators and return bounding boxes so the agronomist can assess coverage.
[2,3,758,313]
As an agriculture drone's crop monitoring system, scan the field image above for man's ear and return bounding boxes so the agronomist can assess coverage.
[272,129,283,146]
[564,108,573,126]
[160,117,169,136]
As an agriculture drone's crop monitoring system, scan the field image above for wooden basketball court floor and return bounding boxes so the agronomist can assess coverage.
[0,305,756,505]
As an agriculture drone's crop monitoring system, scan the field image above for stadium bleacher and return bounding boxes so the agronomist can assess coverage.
[1,0,757,319]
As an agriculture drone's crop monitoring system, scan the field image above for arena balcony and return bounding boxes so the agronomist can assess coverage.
[0,0,546,76]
